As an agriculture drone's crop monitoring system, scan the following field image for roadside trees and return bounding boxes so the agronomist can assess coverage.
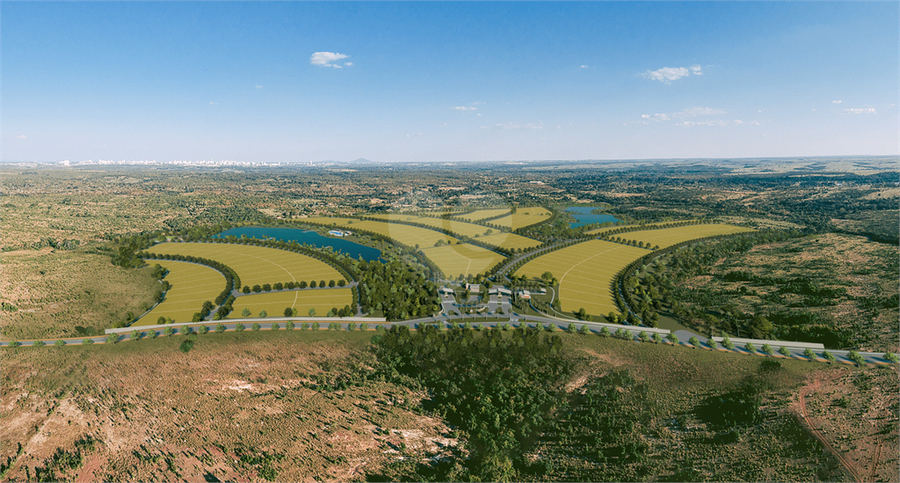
[199,325,209,335]
[823,351,837,364]
[252,323,261,332]
[55,340,66,347]
[215,324,226,333]
[272,323,280,331]
[848,350,865,366]
[106,334,118,344]
[666,333,679,345]
[235,323,245,332]
[164,327,174,337]
[130,330,141,341]
[284,307,293,317]
[286,321,295,330]
[688,336,701,348]
[803,348,816,361]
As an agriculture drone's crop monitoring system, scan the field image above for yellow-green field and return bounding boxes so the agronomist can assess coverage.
[228,288,353,318]
[516,240,647,316]
[148,242,344,288]
[138,261,225,325]
[419,244,506,278]
[456,209,511,221]
[586,221,670,236]
[479,232,542,250]
[304,217,458,248]
[624,224,755,249]
[493,207,552,229]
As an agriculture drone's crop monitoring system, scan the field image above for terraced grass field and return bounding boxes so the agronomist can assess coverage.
[148,242,344,288]
[229,288,353,318]
[138,261,225,324]
[493,207,552,229]
[303,217,458,249]
[419,244,506,278]
[456,209,510,222]
[624,223,755,248]
[516,240,647,316]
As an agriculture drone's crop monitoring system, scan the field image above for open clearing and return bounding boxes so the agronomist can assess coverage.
[148,242,344,288]
[516,240,646,316]
[229,288,353,318]
[419,244,506,278]
[138,261,225,324]
[492,207,552,229]
[455,209,510,221]
[622,223,756,248]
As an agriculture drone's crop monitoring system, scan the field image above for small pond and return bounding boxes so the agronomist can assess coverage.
[214,227,381,262]
[565,207,622,228]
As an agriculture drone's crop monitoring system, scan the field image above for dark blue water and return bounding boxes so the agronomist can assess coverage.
[215,227,381,262]
[565,207,622,228]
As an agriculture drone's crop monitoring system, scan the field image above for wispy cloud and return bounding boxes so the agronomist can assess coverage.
[452,106,477,111]
[310,51,351,68]
[16,134,26,140]
[580,64,589,69]
[832,100,842,104]
[676,119,760,127]
[484,122,543,130]
[255,85,263,89]
[642,64,703,83]
[842,107,876,114]
[640,106,724,122]
[209,101,218,105]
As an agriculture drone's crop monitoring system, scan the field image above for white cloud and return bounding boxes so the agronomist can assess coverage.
[310,51,350,68]
[17,134,26,140]
[842,107,876,114]
[642,65,702,83]
[452,106,477,111]
[580,64,589,69]
[209,101,218,105]
[255,85,263,89]
[640,106,723,122]
[491,122,543,130]
[832,100,842,104]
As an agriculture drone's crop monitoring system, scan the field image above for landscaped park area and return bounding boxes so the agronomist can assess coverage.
[138,260,225,325]
[517,224,756,316]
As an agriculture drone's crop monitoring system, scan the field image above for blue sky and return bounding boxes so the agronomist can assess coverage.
[3,1,897,163]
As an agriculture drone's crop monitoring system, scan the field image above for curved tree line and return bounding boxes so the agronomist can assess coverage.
[138,252,239,321]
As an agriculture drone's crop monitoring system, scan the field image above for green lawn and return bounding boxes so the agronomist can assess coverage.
[419,243,506,278]
[493,207,552,229]
[138,261,225,324]
[229,288,353,318]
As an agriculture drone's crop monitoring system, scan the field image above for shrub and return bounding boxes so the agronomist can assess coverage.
[347,322,356,331]
[762,344,774,355]
[778,346,791,357]
[745,342,757,353]
[707,338,718,349]
[360,323,368,331]
[164,327,174,337]
[689,336,701,347]
[107,334,118,344]
[158,316,166,324]
[130,330,141,341]
[272,323,280,331]
[722,337,735,350]
[600,327,611,338]
[82,338,94,345]
[639,331,650,343]
[666,333,679,344]
[823,350,838,364]
[803,348,816,360]
[252,323,261,331]
[884,352,899,363]
[848,350,865,366]
[235,323,245,332]
[242,308,251,317]
[55,340,66,347]
[286,321,295,330]
[301,322,309,330]
[259,310,267,318]
[215,324,226,333]
[312,322,320,331]
[199,325,209,334]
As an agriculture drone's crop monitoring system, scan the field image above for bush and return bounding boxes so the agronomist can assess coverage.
[259,310,267,318]
[242,308,251,317]
[707,338,718,349]
[722,337,735,350]
[778,346,790,357]
[312,322,320,331]
[107,334,118,344]
[600,327,611,338]
[823,350,837,364]
[130,330,141,341]
[745,342,757,353]
[848,350,864,366]
[164,327,174,337]
[762,344,774,355]
[884,352,899,363]
[235,323,245,332]
[199,325,209,335]
[652,332,663,344]
[666,333,679,344]
[689,336,701,347]
[272,323,280,331]
[360,323,368,331]
[215,324,226,333]
[33,340,45,347]
[55,340,66,347]
[347,322,356,331]
[284,307,293,317]
[82,338,94,345]
[803,348,816,360]
[286,321,294,330]
[252,323,261,331]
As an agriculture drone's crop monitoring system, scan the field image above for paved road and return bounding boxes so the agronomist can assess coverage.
[1,314,895,366]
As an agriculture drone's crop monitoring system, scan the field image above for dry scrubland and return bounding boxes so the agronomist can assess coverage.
[0,248,160,340]
[136,261,226,325]
[624,224,756,249]
[0,332,457,482]
[492,206,552,230]
[228,289,353,318]
[148,242,344,288]
[419,244,506,278]
[517,240,648,315]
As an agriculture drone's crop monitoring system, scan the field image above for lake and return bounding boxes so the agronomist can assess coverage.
[565,207,622,228]
[214,227,382,262]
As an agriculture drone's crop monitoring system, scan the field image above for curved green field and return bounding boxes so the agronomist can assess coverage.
[148,242,345,288]
[138,261,225,324]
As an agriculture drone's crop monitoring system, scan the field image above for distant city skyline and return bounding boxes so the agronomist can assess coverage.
[3,2,898,163]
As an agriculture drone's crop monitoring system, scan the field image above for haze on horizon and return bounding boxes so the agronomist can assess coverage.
[3,2,898,164]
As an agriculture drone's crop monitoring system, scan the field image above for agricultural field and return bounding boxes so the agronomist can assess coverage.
[303,218,458,249]
[0,331,456,482]
[228,288,353,318]
[586,221,670,236]
[623,223,756,249]
[136,261,225,325]
[516,240,648,316]
[147,242,344,289]
[419,244,506,278]
[455,209,510,222]
[492,206,552,230]
[479,232,542,250]
[0,248,161,340]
